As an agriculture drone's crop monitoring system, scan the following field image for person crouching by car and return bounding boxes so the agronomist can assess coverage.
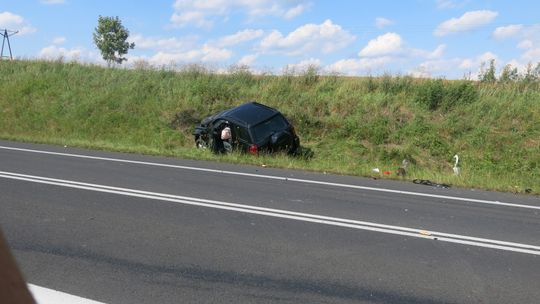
[221,123,232,153]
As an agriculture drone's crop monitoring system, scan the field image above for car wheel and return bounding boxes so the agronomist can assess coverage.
[195,136,208,149]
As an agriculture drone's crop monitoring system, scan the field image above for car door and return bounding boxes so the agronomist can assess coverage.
[209,119,228,153]
[231,123,251,152]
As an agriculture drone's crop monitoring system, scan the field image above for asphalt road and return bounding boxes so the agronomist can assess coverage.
[1,139,539,304]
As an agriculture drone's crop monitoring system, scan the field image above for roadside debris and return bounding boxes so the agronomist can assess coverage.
[413,179,451,189]
[397,159,409,177]
[452,154,460,176]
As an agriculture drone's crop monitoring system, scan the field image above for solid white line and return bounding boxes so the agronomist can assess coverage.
[2,170,539,251]
[28,284,106,304]
[2,171,540,256]
[1,145,539,211]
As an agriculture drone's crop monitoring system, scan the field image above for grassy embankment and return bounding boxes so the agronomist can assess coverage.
[0,59,538,194]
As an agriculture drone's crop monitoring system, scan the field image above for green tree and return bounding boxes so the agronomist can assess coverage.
[93,16,135,66]
[534,62,540,79]
[523,62,537,82]
[522,62,540,82]
[499,64,518,83]
[479,59,496,83]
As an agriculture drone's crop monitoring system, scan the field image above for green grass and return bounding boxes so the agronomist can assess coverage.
[1,59,539,194]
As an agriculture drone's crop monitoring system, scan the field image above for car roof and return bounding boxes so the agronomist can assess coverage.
[217,102,280,127]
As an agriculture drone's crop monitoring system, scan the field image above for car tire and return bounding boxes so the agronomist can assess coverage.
[195,136,208,149]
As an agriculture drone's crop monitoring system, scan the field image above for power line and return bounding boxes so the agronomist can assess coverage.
[1,29,18,60]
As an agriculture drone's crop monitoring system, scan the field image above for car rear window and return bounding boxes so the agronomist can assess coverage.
[251,114,288,141]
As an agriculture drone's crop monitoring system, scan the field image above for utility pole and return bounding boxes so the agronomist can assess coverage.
[1,29,18,60]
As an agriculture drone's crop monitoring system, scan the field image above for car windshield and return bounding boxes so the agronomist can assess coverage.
[251,114,288,141]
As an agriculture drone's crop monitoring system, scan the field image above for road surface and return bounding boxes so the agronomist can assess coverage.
[1,140,539,303]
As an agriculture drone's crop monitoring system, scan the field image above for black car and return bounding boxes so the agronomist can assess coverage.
[192,102,300,155]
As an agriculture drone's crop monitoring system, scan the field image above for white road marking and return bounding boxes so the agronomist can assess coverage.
[28,284,106,304]
[1,145,539,210]
[2,170,540,256]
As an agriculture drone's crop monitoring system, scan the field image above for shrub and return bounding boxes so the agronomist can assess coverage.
[416,133,450,157]
[228,64,255,86]
[380,74,413,94]
[301,65,320,86]
[365,75,378,92]
[442,81,478,111]
[415,79,444,110]
[378,147,412,162]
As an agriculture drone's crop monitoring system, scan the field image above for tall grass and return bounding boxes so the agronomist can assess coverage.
[0,59,538,194]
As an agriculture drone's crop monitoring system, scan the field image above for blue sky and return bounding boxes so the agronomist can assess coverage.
[2,0,539,78]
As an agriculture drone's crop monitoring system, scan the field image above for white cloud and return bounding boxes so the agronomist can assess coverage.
[198,45,232,61]
[505,59,527,73]
[237,54,258,66]
[40,0,66,4]
[326,31,447,76]
[326,57,393,75]
[171,0,310,28]
[517,40,533,49]
[38,45,99,62]
[492,24,523,40]
[408,44,447,60]
[411,57,466,78]
[478,51,498,63]
[0,12,37,35]
[427,44,446,59]
[436,0,469,9]
[464,52,499,79]
[259,19,355,56]
[521,24,540,43]
[359,32,446,60]
[434,10,498,36]
[458,58,473,70]
[131,34,198,52]
[375,17,394,29]
[283,58,321,73]
[52,36,66,45]
[359,32,403,57]
[129,33,233,66]
[0,12,23,25]
[485,23,540,68]
[18,26,37,35]
[501,59,540,79]
[509,24,540,63]
[492,24,540,47]
[170,11,213,29]
[436,0,456,9]
[458,51,498,70]
[521,47,540,62]
[284,4,310,19]
[411,52,501,79]
[39,45,81,60]
[216,29,264,47]
[136,45,233,66]
[500,24,540,66]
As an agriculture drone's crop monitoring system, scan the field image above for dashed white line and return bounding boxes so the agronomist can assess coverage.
[2,170,540,256]
[0,145,539,210]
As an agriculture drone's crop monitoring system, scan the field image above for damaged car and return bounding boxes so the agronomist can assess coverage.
[192,102,300,155]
